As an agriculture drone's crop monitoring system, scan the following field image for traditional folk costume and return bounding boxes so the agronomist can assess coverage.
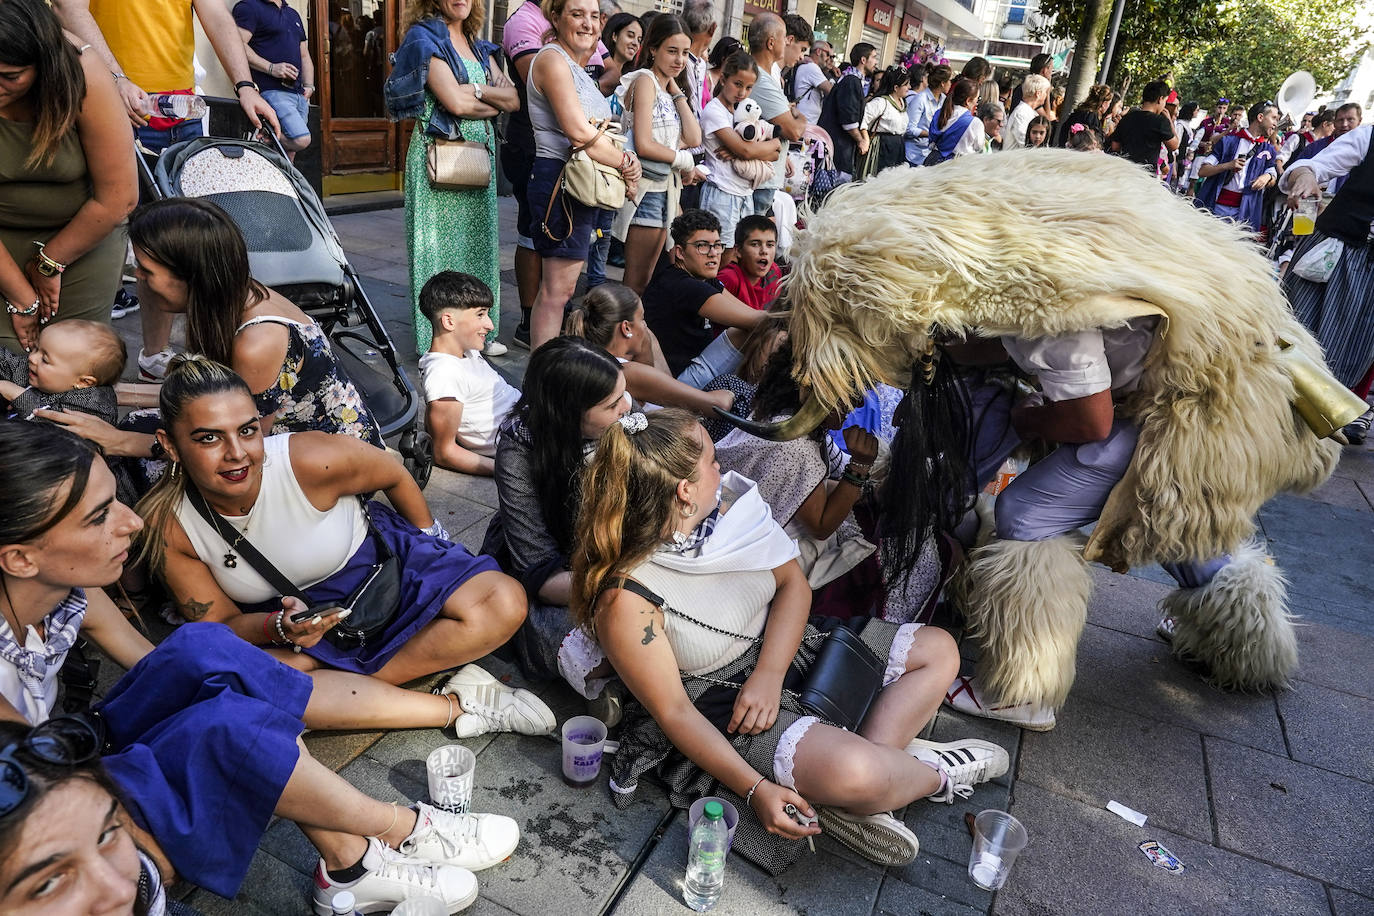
[1197,128,1279,233]
[742,152,1343,716]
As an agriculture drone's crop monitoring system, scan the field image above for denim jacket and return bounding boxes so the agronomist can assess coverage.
[384,17,501,140]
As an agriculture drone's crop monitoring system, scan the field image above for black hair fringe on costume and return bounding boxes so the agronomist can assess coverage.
[877,345,976,588]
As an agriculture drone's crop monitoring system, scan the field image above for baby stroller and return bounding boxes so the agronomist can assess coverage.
[135,102,432,487]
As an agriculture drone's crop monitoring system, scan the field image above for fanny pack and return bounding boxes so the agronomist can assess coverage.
[188,489,401,650]
[611,577,885,731]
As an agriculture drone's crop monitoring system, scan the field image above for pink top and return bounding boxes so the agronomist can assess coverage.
[502,0,605,65]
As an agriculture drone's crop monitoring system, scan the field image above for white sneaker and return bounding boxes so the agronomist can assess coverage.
[944,675,1056,731]
[400,802,520,872]
[1156,614,1177,642]
[437,665,556,738]
[907,738,1010,804]
[482,340,509,357]
[137,347,177,381]
[816,809,920,866]
[312,837,478,915]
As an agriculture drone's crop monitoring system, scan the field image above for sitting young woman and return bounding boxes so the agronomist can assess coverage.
[481,337,631,678]
[566,408,1008,869]
[699,311,789,441]
[563,282,735,416]
[36,198,384,498]
[136,357,554,739]
[0,420,527,913]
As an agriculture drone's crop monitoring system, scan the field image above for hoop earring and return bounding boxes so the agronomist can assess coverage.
[170,461,181,480]
[680,501,697,518]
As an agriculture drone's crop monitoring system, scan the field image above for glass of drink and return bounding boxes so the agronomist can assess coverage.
[561,715,607,788]
[1292,197,1318,236]
[968,809,1028,890]
[425,745,477,815]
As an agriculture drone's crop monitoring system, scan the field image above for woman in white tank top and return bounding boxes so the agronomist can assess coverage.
[137,358,556,739]
[566,409,1010,872]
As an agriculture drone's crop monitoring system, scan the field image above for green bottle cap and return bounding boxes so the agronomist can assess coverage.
[704,800,725,820]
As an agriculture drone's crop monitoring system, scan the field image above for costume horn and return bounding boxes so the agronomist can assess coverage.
[1277,340,1369,438]
[711,391,831,441]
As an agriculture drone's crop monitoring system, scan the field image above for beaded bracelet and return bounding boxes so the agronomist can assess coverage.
[841,470,871,487]
[273,611,303,653]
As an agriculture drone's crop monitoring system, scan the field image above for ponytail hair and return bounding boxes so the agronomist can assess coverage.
[135,356,255,575]
[715,49,757,96]
[570,408,703,627]
[562,282,641,348]
[938,78,977,130]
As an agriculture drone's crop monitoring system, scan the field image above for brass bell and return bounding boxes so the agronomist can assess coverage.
[1276,339,1369,439]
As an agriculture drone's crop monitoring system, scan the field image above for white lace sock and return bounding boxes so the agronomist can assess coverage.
[771,715,820,790]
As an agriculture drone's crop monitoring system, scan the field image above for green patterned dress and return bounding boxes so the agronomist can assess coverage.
[405,67,499,354]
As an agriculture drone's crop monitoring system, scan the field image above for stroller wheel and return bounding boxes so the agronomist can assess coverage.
[400,428,433,490]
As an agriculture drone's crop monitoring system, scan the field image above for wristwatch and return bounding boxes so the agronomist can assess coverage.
[472,82,484,101]
[32,242,66,278]
[234,80,259,96]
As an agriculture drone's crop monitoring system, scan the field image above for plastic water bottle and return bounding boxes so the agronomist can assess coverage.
[683,800,728,911]
[145,93,208,119]
[329,890,360,915]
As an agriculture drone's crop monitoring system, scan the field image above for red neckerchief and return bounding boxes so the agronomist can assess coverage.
[1230,127,1264,144]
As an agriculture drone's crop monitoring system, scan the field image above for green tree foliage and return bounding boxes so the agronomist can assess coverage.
[1033,0,1216,93]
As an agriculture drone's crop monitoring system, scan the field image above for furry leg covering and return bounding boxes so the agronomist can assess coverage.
[1163,540,1297,691]
[959,535,1092,710]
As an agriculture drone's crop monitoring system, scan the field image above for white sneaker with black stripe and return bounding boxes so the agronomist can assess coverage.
[906,737,1010,804]
[815,808,920,866]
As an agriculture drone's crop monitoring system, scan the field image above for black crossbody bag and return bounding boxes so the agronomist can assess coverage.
[187,489,402,650]
[612,578,886,731]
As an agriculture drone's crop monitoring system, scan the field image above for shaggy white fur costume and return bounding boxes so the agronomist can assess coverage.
[781,150,1340,703]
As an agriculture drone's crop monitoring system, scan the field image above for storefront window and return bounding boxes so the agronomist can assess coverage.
[813,3,852,52]
[329,1,386,119]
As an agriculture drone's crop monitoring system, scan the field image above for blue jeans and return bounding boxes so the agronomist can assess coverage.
[585,209,615,288]
[677,331,742,389]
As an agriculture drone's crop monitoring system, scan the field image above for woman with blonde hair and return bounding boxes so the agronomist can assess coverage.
[387,0,521,355]
[564,409,1008,871]
[526,0,642,348]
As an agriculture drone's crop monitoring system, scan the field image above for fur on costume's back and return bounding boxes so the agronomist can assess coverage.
[785,149,1340,568]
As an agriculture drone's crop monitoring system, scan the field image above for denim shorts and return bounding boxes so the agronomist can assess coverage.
[527,156,599,261]
[699,182,751,247]
[261,89,310,140]
[629,190,669,228]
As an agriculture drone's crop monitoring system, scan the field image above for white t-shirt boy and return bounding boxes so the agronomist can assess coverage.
[419,351,521,457]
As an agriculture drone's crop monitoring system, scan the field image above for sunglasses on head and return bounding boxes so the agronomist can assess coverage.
[0,716,104,819]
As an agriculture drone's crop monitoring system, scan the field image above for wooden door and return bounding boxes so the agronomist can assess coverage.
[315,0,400,189]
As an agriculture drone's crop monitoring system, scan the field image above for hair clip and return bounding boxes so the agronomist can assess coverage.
[618,412,648,434]
[1070,123,1085,134]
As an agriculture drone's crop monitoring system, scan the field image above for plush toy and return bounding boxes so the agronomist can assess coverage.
[731,97,776,189]
[716,150,1345,728]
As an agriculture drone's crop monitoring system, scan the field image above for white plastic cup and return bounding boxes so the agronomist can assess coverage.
[561,715,607,787]
[688,796,739,852]
[425,745,477,815]
[968,809,1028,890]
[390,896,449,916]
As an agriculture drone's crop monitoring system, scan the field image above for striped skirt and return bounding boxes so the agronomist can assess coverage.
[1283,231,1374,388]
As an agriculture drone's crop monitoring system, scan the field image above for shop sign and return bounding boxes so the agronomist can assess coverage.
[744,0,783,15]
[864,0,895,32]
[900,12,922,41]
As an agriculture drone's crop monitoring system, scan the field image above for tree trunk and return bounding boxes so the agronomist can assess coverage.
[1063,0,1111,114]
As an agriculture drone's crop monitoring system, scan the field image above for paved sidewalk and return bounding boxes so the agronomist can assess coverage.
[113,198,1373,915]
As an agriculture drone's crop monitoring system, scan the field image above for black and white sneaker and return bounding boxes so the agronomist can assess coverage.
[1343,409,1373,445]
[906,738,1010,804]
[816,808,920,865]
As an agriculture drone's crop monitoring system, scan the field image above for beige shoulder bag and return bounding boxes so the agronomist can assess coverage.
[426,116,492,191]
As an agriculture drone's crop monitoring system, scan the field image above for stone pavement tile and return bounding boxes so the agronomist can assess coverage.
[454,519,494,553]
[876,874,985,916]
[182,849,312,915]
[889,842,994,911]
[994,782,1330,916]
[465,732,674,915]
[1292,619,1374,697]
[1017,694,1211,842]
[1305,474,1373,511]
[1258,493,1374,615]
[1287,594,1374,639]
[1277,680,1374,782]
[1335,444,1374,483]
[1332,888,1374,915]
[362,725,498,786]
[1086,564,1171,640]
[418,480,498,534]
[1206,736,1374,892]
[302,728,383,772]
[426,468,502,510]
[1071,624,1286,755]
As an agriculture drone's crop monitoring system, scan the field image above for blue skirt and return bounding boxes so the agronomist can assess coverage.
[95,622,312,898]
[294,501,501,675]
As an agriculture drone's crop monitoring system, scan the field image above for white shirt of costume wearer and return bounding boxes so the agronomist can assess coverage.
[748,67,792,189]
[863,96,907,138]
[1000,318,1160,403]
[793,60,829,124]
[1200,135,1278,193]
[419,351,522,457]
[952,110,986,157]
[1279,125,1372,195]
[701,96,755,197]
[174,433,368,605]
[1278,131,1303,164]
[1002,100,1037,151]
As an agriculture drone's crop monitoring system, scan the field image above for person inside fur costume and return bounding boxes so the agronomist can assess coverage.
[715,149,1345,730]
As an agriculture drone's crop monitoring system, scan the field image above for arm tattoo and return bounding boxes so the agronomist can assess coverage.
[641,623,656,645]
[181,598,213,621]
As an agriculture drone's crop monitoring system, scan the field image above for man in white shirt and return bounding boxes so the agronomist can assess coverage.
[1003,74,1048,151]
[792,41,833,125]
[747,13,808,215]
